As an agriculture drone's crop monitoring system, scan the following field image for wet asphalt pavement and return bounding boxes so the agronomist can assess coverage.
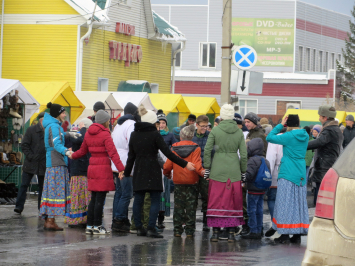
[0,191,315,266]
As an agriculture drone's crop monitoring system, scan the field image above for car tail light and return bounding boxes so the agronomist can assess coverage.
[315,168,339,220]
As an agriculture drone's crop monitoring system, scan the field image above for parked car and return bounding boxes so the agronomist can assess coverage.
[302,139,355,265]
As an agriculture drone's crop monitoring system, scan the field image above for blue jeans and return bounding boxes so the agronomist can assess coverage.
[266,188,277,220]
[16,172,44,211]
[112,173,133,221]
[247,194,264,234]
[133,191,161,230]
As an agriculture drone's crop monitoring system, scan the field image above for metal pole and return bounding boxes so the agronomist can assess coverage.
[221,0,232,104]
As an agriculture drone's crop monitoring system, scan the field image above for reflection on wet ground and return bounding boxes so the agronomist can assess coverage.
[0,193,309,265]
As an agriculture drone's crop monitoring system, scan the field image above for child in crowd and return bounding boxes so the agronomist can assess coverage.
[163,125,205,237]
[242,138,271,240]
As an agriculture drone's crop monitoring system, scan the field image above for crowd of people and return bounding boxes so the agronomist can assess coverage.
[13,101,348,244]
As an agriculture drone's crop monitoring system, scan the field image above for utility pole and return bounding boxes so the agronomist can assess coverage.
[221,0,232,104]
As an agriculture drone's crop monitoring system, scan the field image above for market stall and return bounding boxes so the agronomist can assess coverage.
[23,82,85,125]
[182,96,220,124]
[111,92,156,114]
[149,94,190,129]
[73,91,123,124]
[0,79,40,187]
[284,109,346,127]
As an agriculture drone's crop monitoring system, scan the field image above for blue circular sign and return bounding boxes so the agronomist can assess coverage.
[232,45,257,70]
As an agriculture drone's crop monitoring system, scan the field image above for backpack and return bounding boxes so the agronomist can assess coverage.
[254,156,272,190]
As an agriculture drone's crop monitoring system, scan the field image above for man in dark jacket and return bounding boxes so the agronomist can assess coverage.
[180,114,196,130]
[308,105,343,206]
[343,114,355,148]
[244,112,268,156]
[192,115,210,232]
[91,101,112,131]
[242,138,271,240]
[14,112,46,214]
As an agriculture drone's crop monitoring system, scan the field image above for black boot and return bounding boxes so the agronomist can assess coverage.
[240,224,250,236]
[219,228,229,240]
[290,234,301,244]
[137,227,147,236]
[147,227,163,238]
[202,212,210,232]
[157,212,165,229]
[112,218,130,233]
[228,228,236,242]
[210,227,220,242]
[265,227,276,237]
[274,234,290,244]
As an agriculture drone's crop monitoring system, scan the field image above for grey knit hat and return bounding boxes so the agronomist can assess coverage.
[318,105,337,118]
[244,112,259,125]
[346,114,354,122]
[180,124,195,140]
[95,110,110,124]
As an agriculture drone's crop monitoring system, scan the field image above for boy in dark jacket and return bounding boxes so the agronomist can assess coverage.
[242,138,271,240]
[164,125,205,237]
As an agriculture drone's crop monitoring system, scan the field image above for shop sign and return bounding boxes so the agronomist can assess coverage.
[115,22,135,36]
[109,40,143,67]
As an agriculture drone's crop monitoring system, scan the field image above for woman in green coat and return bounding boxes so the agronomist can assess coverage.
[204,104,248,242]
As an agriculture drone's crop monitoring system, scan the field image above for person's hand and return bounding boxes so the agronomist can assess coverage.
[281,116,288,126]
[78,122,85,130]
[186,162,196,171]
[119,171,125,180]
[201,169,206,176]
[65,150,73,159]
[204,169,210,179]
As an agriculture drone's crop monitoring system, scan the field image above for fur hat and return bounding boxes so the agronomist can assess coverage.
[47,102,65,118]
[95,110,110,124]
[260,117,269,125]
[157,109,168,125]
[180,124,195,140]
[286,114,300,127]
[244,112,259,125]
[139,105,157,124]
[220,104,235,120]
[318,105,337,118]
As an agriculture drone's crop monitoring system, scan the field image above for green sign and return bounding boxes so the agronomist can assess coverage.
[232,18,295,67]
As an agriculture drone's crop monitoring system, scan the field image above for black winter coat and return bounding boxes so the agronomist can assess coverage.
[245,138,271,194]
[70,127,90,176]
[343,124,355,148]
[308,120,343,183]
[125,122,188,192]
[21,123,46,176]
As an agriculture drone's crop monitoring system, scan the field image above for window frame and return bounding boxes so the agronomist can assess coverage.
[331,53,335,69]
[275,99,302,115]
[312,49,317,72]
[199,42,217,69]
[298,46,304,71]
[324,51,329,72]
[319,50,323,72]
[171,42,182,69]
[239,98,258,117]
[305,47,311,71]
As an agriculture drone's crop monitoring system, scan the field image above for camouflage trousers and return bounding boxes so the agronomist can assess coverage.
[174,184,198,235]
[198,176,209,213]
[130,193,151,230]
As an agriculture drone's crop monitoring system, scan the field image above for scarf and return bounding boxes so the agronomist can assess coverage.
[160,129,169,136]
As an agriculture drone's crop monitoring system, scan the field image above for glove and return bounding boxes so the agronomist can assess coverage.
[68,132,82,139]
[204,169,210,179]
[65,150,73,157]
[241,173,246,183]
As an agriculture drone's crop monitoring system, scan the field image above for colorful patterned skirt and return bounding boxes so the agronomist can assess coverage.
[64,176,91,225]
[272,178,309,234]
[159,175,171,216]
[207,179,245,228]
[40,166,71,218]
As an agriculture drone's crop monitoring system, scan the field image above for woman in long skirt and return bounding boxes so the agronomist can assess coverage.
[64,119,92,227]
[204,104,248,242]
[266,114,309,243]
[40,102,74,231]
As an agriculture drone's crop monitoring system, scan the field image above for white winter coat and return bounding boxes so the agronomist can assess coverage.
[266,137,283,187]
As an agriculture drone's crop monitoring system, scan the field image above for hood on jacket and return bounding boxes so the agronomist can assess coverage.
[290,128,309,142]
[134,122,157,132]
[218,120,240,134]
[247,138,264,157]
[42,112,60,129]
[117,114,135,125]
[172,141,198,158]
[88,123,109,135]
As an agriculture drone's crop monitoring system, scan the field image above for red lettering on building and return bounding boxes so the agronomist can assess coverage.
[115,22,135,36]
[109,41,143,66]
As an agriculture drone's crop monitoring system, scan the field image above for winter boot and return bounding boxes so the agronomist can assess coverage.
[240,224,250,236]
[157,212,165,229]
[202,212,210,232]
[219,228,229,240]
[290,234,301,244]
[241,232,262,240]
[112,218,130,233]
[210,228,220,242]
[274,234,290,244]
[265,227,276,237]
[147,227,163,238]
[137,227,147,236]
[44,218,63,231]
[228,228,236,243]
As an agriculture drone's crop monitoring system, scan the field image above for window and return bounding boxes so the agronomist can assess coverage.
[319,51,323,72]
[324,52,329,72]
[312,49,317,71]
[331,53,335,69]
[171,43,182,68]
[338,54,342,63]
[98,78,109,91]
[200,43,216,68]
[298,46,304,71]
[239,99,258,117]
[306,48,311,71]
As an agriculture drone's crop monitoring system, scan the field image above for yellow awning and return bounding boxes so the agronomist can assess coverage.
[148,94,189,115]
[22,81,85,124]
[284,109,346,124]
[183,96,220,117]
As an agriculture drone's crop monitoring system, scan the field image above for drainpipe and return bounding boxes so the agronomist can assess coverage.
[171,41,186,94]
[0,0,4,78]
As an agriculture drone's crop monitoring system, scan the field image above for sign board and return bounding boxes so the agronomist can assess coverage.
[232,45,257,70]
[232,18,294,67]
[230,70,264,95]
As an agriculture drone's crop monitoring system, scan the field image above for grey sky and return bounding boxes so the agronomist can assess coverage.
[151,0,354,17]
